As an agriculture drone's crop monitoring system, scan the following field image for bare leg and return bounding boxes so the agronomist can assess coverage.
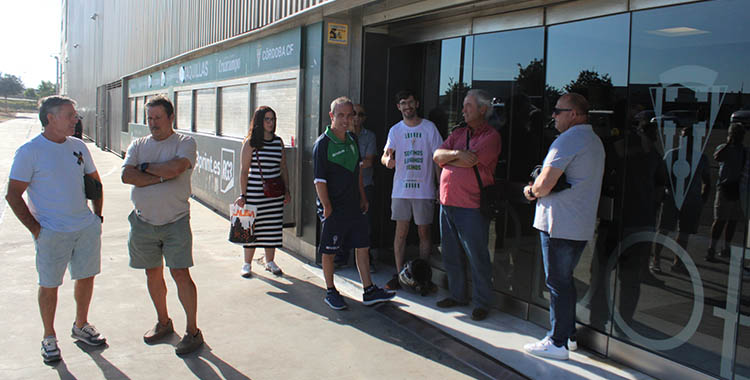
[74,276,95,328]
[417,224,432,260]
[322,254,335,288]
[355,248,373,288]
[264,247,275,263]
[39,286,58,337]
[393,221,409,272]
[170,268,198,335]
[145,266,170,325]
[244,247,256,264]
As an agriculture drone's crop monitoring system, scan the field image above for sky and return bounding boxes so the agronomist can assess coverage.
[0,1,60,89]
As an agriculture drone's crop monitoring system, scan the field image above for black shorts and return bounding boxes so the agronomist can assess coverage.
[318,212,370,255]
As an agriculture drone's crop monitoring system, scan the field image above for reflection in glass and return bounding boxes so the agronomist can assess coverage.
[538,13,630,339]
[623,0,750,377]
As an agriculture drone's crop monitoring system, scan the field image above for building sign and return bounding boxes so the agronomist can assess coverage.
[129,28,301,95]
[327,23,348,45]
[189,133,243,209]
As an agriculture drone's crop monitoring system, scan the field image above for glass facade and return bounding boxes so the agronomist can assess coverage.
[412,0,750,377]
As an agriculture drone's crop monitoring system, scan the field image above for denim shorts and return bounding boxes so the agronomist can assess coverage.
[128,211,193,269]
[391,198,435,225]
[35,219,102,287]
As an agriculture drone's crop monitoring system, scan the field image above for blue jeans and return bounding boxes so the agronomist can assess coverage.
[539,230,587,347]
[439,205,493,309]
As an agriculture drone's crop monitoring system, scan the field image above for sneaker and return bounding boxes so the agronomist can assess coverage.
[719,248,731,258]
[362,285,396,306]
[143,318,174,344]
[436,298,469,308]
[471,307,489,321]
[568,336,578,351]
[41,336,61,363]
[71,322,106,346]
[241,263,252,278]
[385,274,401,291]
[175,329,204,355]
[324,289,348,310]
[265,261,283,276]
[541,335,578,351]
[524,338,569,360]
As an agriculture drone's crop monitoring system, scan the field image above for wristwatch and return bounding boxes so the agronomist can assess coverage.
[97,215,104,223]
[140,162,149,172]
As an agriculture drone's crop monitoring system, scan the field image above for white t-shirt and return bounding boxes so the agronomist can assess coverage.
[124,132,197,226]
[9,135,98,232]
[384,119,443,199]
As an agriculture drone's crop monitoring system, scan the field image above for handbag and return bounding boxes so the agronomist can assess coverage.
[255,149,286,198]
[228,203,258,244]
[466,130,502,219]
[83,174,102,200]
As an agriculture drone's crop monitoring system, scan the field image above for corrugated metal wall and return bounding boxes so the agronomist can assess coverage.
[62,0,330,134]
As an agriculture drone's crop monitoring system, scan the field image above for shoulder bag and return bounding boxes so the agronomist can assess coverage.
[467,130,501,219]
[256,149,286,198]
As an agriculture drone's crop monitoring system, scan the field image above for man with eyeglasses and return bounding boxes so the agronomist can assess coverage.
[6,95,106,363]
[122,95,203,355]
[522,93,605,360]
[382,89,443,291]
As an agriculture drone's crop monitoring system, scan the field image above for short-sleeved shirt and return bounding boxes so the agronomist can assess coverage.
[357,128,377,187]
[9,134,98,232]
[384,119,443,199]
[313,126,362,218]
[123,132,197,226]
[715,143,744,185]
[438,122,502,209]
[534,124,605,241]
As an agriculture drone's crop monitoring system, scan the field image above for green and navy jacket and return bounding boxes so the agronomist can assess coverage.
[313,126,362,218]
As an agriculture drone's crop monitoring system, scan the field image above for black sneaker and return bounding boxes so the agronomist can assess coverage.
[719,248,731,258]
[362,285,396,306]
[471,307,489,321]
[705,248,719,263]
[385,274,401,291]
[41,336,61,363]
[325,289,348,310]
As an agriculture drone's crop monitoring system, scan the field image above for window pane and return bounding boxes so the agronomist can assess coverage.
[220,85,249,138]
[176,90,192,130]
[623,1,750,376]
[253,79,297,146]
[195,89,216,134]
[540,13,630,338]
[130,98,136,124]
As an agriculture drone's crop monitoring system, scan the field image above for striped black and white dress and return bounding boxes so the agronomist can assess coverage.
[243,136,284,248]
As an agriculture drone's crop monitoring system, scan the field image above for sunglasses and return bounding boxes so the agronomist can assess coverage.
[552,108,572,115]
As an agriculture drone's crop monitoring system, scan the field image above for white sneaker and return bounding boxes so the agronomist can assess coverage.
[541,335,577,351]
[265,261,283,276]
[524,338,569,360]
[241,263,252,278]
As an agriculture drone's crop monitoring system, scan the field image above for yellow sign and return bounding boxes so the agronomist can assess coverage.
[327,23,348,45]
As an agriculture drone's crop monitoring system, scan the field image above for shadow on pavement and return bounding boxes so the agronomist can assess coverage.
[74,341,131,380]
[181,344,252,380]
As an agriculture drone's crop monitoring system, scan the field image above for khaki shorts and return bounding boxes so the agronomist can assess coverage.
[128,211,193,269]
[35,219,102,287]
[391,198,435,225]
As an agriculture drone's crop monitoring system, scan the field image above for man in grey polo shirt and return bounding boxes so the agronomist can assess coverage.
[122,95,203,355]
[522,93,604,360]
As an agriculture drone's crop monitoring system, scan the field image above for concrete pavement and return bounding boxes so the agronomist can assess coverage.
[0,114,651,380]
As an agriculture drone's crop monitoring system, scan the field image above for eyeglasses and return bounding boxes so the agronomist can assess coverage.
[264,117,276,122]
[398,100,416,107]
[552,108,572,115]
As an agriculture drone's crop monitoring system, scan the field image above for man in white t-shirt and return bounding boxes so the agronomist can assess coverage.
[122,96,203,355]
[381,90,443,290]
[6,96,106,363]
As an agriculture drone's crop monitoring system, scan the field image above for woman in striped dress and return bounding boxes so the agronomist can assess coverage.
[234,106,290,277]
